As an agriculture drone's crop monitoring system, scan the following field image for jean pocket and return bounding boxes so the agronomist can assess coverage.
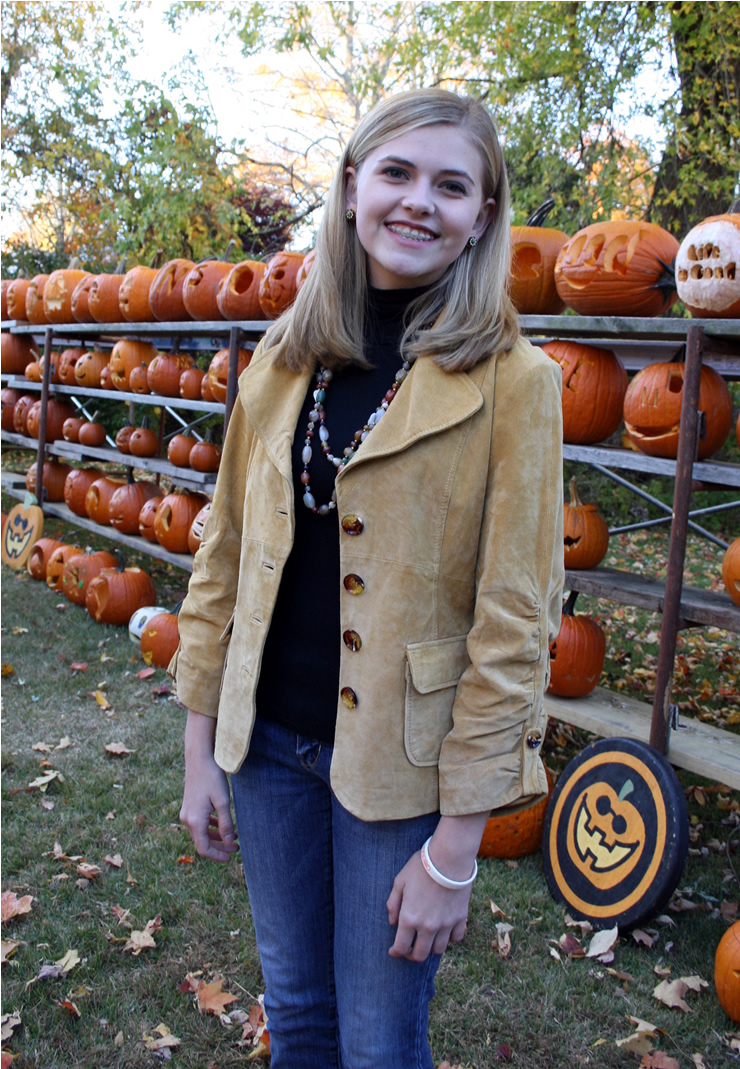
[404,635,470,767]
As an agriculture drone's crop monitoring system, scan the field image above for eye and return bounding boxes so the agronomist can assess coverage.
[382,166,408,180]
[442,180,467,195]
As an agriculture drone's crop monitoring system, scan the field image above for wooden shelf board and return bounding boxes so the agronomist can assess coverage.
[520,315,740,343]
[47,440,217,492]
[563,443,740,486]
[0,482,194,571]
[545,686,740,792]
[565,566,740,632]
[3,378,225,412]
[5,319,271,336]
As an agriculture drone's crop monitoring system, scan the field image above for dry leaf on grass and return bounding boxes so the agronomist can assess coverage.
[27,770,63,792]
[196,976,240,1016]
[495,923,513,959]
[1,940,20,963]
[143,1023,181,1051]
[615,1016,662,1055]
[104,743,135,757]
[632,929,655,947]
[92,690,111,709]
[586,925,618,960]
[104,854,123,868]
[123,915,162,956]
[692,1055,707,1068]
[32,742,52,752]
[76,863,101,879]
[137,667,155,679]
[53,999,81,1018]
[721,900,738,923]
[1,1011,21,1042]
[640,1053,679,1068]
[558,932,585,957]
[69,662,87,671]
[653,975,708,1012]
[489,900,507,919]
[1,892,34,923]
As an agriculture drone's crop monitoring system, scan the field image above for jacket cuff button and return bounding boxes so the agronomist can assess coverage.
[526,730,542,749]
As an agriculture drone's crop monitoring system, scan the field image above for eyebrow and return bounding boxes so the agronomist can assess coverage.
[376,155,476,186]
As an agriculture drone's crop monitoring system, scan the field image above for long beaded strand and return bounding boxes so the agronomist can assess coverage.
[300,358,411,514]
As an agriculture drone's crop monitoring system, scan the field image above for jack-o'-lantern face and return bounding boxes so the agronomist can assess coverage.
[2,504,44,567]
[570,780,646,889]
[258,252,305,318]
[675,213,740,318]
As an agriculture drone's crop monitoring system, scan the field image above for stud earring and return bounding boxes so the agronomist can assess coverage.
[346,208,356,221]
[467,235,477,248]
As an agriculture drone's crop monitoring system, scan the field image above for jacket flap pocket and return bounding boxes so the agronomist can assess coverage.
[406,635,470,694]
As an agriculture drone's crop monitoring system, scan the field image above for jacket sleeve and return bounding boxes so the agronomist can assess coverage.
[168,383,253,717]
[437,350,564,816]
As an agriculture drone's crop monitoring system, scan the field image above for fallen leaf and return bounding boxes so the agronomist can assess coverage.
[114,1030,124,1047]
[548,946,561,962]
[1,665,15,677]
[1,940,20,963]
[177,856,195,865]
[564,914,593,936]
[496,1042,513,1061]
[143,1023,181,1051]
[55,737,72,750]
[179,972,202,993]
[0,1011,21,1041]
[104,743,135,757]
[1,892,34,922]
[721,900,738,923]
[41,799,55,811]
[495,922,513,959]
[640,1053,679,1069]
[11,627,27,635]
[607,967,635,984]
[197,976,240,1016]
[692,1055,707,1068]
[586,925,619,959]
[100,653,114,663]
[104,854,123,868]
[138,667,156,679]
[124,915,162,956]
[69,662,88,671]
[558,932,585,957]
[55,948,80,974]
[28,770,63,792]
[654,964,671,978]
[615,1017,661,1054]
[489,900,507,919]
[632,929,655,947]
[34,964,64,982]
[32,742,52,753]
[53,999,81,1018]
[653,975,708,1012]
[76,863,101,879]
[93,690,111,709]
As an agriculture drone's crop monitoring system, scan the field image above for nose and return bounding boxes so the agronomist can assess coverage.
[400,177,435,216]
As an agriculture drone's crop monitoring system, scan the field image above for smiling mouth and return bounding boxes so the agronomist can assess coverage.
[386,223,436,242]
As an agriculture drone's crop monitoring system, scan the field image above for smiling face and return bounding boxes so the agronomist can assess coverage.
[345,124,495,290]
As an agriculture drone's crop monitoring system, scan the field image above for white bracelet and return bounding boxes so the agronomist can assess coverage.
[420,836,478,890]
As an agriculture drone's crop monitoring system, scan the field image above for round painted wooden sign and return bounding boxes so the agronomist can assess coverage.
[542,737,688,929]
[1,501,44,569]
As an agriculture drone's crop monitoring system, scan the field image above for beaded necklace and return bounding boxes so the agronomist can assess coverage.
[300,357,412,514]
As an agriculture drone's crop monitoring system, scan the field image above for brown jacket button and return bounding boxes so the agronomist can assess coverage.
[341,515,364,535]
[340,687,358,709]
[343,574,365,594]
[526,730,542,749]
[343,630,362,652]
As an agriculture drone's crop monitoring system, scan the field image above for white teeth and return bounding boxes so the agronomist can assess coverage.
[387,224,435,242]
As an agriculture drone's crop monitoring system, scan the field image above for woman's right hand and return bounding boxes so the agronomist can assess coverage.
[180,709,240,863]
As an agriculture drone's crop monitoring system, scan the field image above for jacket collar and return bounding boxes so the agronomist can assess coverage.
[240,343,485,480]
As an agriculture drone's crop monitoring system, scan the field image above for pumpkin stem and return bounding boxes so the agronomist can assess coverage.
[568,476,584,508]
[563,590,579,616]
[115,549,126,573]
[223,238,237,261]
[149,249,164,270]
[525,197,556,228]
[115,256,127,274]
[127,468,135,484]
[652,255,677,296]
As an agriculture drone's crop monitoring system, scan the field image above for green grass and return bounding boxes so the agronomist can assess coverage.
[2,503,740,1067]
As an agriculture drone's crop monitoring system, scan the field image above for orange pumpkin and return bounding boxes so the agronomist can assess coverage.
[109,480,163,535]
[201,372,216,402]
[675,213,740,318]
[24,361,42,382]
[541,340,628,445]
[258,251,305,318]
[216,260,267,320]
[510,202,569,315]
[295,249,316,293]
[115,424,135,454]
[547,591,606,698]
[85,475,127,525]
[57,348,86,385]
[78,421,107,447]
[25,459,72,502]
[188,502,211,554]
[149,258,196,321]
[64,467,103,516]
[1,333,39,374]
[12,394,37,435]
[154,490,210,553]
[207,347,252,403]
[715,921,740,1021]
[119,265,157,321]
[74,350,110,389]
[1,388,22,431]
[62,416,86,443]
[623,362,733,460]
[27,538,65,581]
[70,274,96,322]
[478,766,555,858]
[26,398,76,441]
[43,269,90,322]
[167,432,196,467]
[563,478,609,570]
[109,339,158,390]
[140,611,180,668]
[189,436,221,473]
[38,352,61,384]
[99,363,115,390]
[24,274,50,325]
[129,424,159,457]
[554,221,679,317]
[86,564,157,625]
[147,353,195,397]
[179,367,206,400]
[0,279,8,320]
[129,364,152,394]
[6,279,31,321]
[46,544,82,591]
[722,538,740,608]
[182,260,232,320]
[62,549,118,605]
[139,495,164,542]
[87,273,125,322]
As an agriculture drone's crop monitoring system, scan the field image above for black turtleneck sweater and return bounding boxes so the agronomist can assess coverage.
[256,285,426,743]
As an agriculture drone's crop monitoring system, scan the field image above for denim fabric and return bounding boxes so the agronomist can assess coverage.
[230,716,441,1069]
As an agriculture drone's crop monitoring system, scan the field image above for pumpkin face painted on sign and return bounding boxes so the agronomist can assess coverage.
[675,213,740,318]
[554,221,679,317]
[569,779,647,889]
[623,361,733,460]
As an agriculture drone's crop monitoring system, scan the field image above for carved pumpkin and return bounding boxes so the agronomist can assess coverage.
[115,424,135,454]
[138,495,164,542]
[189,435,221,473]
[188,502,211,554]
[563,478,609,570]
[62,549,118,605]
[86,564,157,625]
[100,363,115,390]
[62,416,83,443]
[207,347,252,403]
[25,459,72,502]
[140,611,180,668]
[70,273,96,322]
[675,213,740,318]
[1,279,10,319]
[1,333,39,374]
[128,423,160,457]
[179,367,206,400]
[554,221,679,317]
[217,260,267,320]
[38,352,61,384]
[6,279,31,321]
[119,265,157,321]
[722,538,740,608]
[26,398,76,441]
[24,360,42,382]
[258,251,305,318]
[109,480,162,534]
[85,475,127,525]
[1,388,22,431]
[478,766,555,858]
[46,544,82,591]
[154,490,210,553]
[541,340,628,445]
[109,339,158,390]
[295,249,316,293]
[547,591,606,698]
[87,273,125,322]
[25,274,50,325]
[74,350,110,389]
[43,269,90,322]
[64,466,103,516]
[12,394,37,435]
[715,920,740,1022]
[167,431,196,467]
[200,372,216,402]
[182,261,231,320]
[78,420,107,447]
[27,538,65,581]
[510,202,569,315]
[623,362,733,460]
[57,348,86,385]
[147,353,195,397]
[129,364,152,394]
[149,258,196,321]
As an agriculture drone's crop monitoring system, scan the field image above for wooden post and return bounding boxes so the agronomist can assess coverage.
[224,326,241,436]
[649,325,704,754]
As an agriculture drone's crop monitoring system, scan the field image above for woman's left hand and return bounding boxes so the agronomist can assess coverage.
[386,811,490,962]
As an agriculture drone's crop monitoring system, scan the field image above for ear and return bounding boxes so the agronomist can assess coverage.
[345,166,358,211]
[471,197,496,240]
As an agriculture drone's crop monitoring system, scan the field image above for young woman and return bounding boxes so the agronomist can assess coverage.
[174,88,564,1069]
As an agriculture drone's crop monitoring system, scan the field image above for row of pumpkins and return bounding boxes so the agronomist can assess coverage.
[2,212,739,325]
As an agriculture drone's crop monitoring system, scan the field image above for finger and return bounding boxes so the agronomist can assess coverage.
[449,917,467,943]
[388,920,416,958]
[432,929,452,956]
[386,885,402,926]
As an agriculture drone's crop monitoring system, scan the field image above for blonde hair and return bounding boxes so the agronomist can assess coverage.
[267,88,519,373]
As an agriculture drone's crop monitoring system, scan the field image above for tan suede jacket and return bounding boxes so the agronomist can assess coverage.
[171,333,564,821]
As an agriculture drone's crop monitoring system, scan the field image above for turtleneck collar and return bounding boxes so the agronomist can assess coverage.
[366,283,432,322]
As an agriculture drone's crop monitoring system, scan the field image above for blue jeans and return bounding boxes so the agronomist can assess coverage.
[230,716,441,1069]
